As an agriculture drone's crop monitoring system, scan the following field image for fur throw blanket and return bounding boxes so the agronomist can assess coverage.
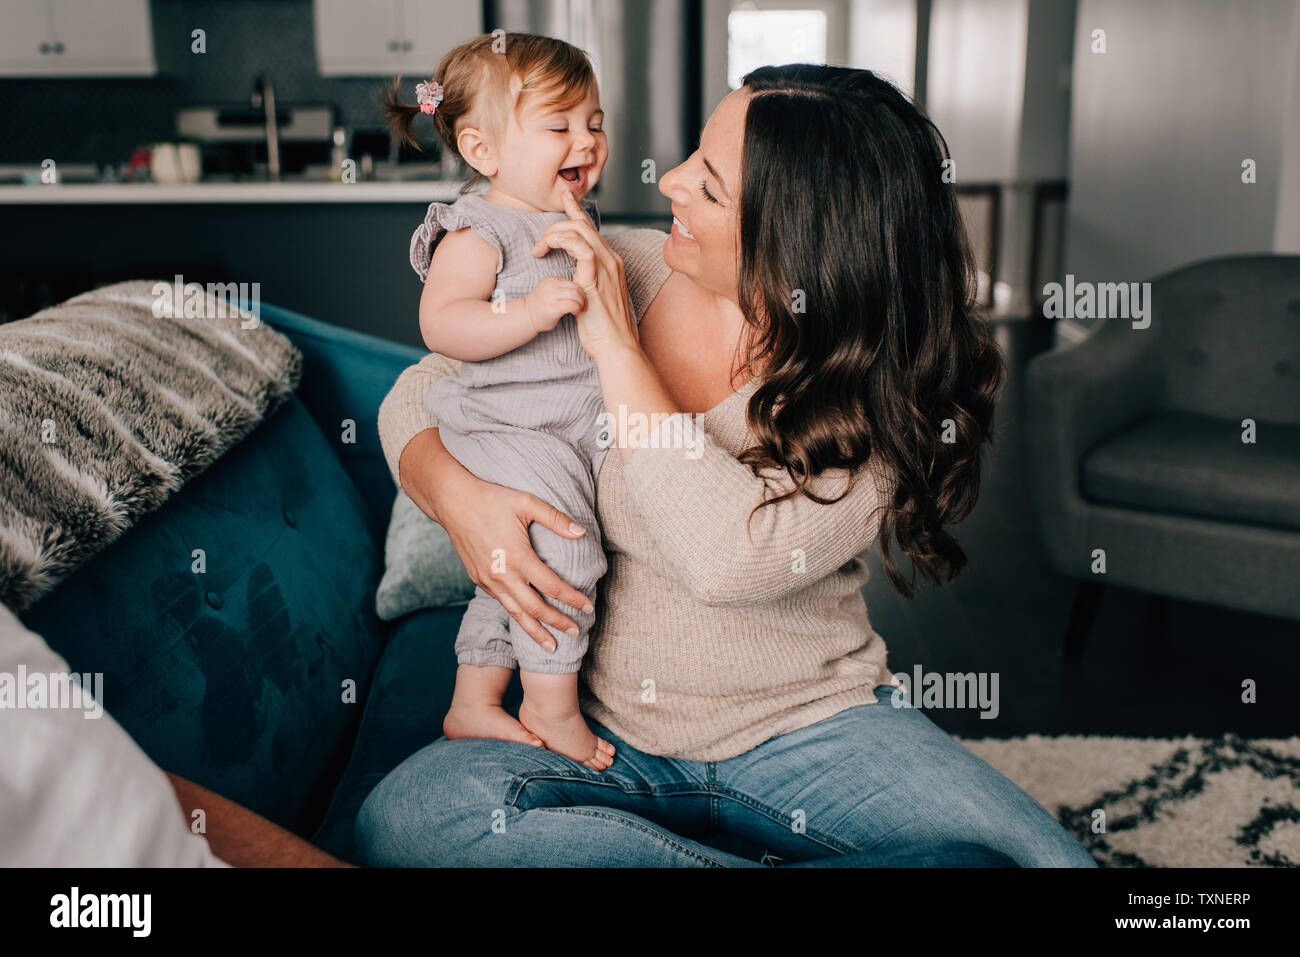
[0,280,301,611]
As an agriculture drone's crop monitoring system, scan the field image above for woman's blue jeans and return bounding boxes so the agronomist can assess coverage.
[355,684,1098,867]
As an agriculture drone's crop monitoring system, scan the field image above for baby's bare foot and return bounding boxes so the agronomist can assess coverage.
[444,702,544,748]
[518,695,615,770]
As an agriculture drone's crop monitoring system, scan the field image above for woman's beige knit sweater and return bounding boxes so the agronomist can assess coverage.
[377,228,895,761]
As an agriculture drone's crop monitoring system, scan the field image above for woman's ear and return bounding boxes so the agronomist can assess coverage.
[456,126,497,177]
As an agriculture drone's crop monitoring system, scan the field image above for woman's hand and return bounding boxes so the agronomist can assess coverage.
[399,428,594,650]
[530,190,640,361]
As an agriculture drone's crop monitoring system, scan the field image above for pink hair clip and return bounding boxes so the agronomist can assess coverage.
[415,79,444,115]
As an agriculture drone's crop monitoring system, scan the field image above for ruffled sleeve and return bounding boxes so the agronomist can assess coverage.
[408,199,505,282]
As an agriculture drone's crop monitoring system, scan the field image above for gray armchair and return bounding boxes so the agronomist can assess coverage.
[1025,254,1300,657]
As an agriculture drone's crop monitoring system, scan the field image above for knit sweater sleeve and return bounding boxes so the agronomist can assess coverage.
[376,350,461,485]
[620,416,895,606]
[375,226,671,487]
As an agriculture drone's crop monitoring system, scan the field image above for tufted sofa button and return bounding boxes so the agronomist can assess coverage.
[283,509,297,528]
[205,590,223,610]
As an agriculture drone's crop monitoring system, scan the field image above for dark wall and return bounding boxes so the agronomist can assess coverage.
[0,201,431,346]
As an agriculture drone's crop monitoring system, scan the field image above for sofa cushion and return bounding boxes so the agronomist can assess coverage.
[1081,412,1300,531]
[259,302,426,543]
[21,396,386,837]
[311,605,525,862]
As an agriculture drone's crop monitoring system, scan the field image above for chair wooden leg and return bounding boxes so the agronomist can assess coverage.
[1064,580,1105,660]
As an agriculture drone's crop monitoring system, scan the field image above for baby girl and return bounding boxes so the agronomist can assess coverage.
[384,34,618,770]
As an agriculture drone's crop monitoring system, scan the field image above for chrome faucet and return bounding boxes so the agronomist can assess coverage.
[250,72,281,182]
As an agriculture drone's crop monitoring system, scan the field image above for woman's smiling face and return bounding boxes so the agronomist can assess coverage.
[659,88,750,301]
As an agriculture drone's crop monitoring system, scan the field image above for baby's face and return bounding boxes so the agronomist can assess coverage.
[494,86,608,212]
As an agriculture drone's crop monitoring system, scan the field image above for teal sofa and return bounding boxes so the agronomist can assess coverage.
[18,301,505,862]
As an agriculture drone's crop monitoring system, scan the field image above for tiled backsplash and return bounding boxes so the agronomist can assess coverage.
[0,0,453,167]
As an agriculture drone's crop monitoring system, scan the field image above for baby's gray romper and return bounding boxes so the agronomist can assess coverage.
[409,193,622,674]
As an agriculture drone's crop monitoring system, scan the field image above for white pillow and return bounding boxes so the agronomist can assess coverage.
[0,603,227,867]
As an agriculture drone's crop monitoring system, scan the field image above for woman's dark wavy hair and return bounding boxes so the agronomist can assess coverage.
[734,64,1004,598]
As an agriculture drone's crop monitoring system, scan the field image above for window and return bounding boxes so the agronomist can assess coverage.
[727,9,829,89]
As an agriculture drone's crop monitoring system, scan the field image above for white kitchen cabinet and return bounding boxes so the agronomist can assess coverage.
[0,2,49,71]
[0,0,156,76]
[314,0,483,76]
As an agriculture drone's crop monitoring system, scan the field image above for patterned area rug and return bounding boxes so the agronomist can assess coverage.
[956,733,1300,867]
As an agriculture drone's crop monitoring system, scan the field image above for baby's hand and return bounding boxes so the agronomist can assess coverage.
[525,276,586,335]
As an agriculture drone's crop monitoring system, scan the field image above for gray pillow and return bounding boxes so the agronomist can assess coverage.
[0,279,300,612]
[375,491,476,620]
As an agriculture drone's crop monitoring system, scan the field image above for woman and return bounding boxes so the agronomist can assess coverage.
[357,65,1096,867]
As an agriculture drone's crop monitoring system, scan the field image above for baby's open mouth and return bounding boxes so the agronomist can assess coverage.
[559,167,582,183]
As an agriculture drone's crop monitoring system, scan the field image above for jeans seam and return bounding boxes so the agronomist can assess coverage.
[712,786,859,855]
[707,762,719,829]
[504,769,858,855]
[504,769,712,806]
[540,807,726,866]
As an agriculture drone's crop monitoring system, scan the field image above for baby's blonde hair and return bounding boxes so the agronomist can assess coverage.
[382,32,599,193]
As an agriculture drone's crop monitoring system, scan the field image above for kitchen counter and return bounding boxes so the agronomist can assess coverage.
[2,182,666,345]
[0,179,467,204]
